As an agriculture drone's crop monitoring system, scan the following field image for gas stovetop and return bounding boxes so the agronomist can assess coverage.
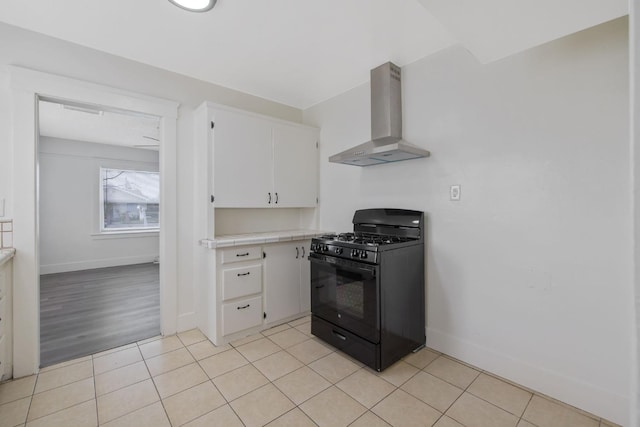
[317,232,416,247]
[310,208,424,264]
[311,232,420,264]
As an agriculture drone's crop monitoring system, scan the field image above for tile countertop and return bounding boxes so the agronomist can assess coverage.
[0,248,16,267]
[200,229,332,249]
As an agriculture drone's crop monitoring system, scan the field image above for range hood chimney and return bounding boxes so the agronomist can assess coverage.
[329,62,430,166]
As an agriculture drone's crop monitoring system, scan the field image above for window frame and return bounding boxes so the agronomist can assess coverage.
[99,166,160,233]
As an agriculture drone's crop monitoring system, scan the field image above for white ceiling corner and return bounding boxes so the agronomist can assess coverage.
[38,100,161,149]
[415,0,628,64]
[0,0,629,109]
[0,0,455,109]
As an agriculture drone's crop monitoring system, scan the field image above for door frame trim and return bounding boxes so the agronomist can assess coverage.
[9,66,179,376]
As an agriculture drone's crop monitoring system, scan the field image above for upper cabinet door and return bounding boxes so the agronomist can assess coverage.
[212,110,273,207]
[272,124,318,208]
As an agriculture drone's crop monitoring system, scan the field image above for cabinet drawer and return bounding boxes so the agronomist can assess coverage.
[222,295,262,336]
[221,246,262,264]
[222,264,262,301]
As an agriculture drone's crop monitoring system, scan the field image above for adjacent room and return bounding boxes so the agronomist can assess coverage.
[37,99,161,366]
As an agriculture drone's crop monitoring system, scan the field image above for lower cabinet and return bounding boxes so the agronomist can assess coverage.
[203,240,311,346]
[263,241,310,325]
[222,295,263,336]
[0,255,13,381]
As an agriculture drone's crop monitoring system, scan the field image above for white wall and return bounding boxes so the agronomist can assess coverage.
[0,22,301,333]
[304,18,631,425]
[38,138,159,274]
[631,2,639,426]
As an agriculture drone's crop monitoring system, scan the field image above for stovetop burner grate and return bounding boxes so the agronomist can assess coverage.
[331,232,415,246]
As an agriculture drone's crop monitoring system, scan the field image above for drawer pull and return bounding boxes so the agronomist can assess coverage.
[237,272,251,277]
[237,304,250,310]
[333,330,347,341]
[236,252,250,257]
[315,284,325,289]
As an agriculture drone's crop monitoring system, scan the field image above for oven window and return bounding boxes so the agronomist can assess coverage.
[336,277,364,319]
[311,257,379,342]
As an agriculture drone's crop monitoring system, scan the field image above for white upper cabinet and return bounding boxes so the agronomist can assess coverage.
[212,109,273,208]
[206,104,319,208]
[273,124,318,208]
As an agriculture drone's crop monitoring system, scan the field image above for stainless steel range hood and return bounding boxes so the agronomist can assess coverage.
[329,62,430,166]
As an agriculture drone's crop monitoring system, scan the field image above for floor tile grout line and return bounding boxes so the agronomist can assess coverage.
[518,393,537,427]
[433,360,483,426]
[31,364,95,396]
[14,326,608,427]
[347,410,384,427]
[23,396,95,424]
[232,339,314,426]
[91,355,98,426]
[525,390,602,423]
[206,375,249,426]
[38,354,92,373]
[477,368,603,424]
[338,366,397,410]
[270,364,331,407]
[21,377,36,426]
[29,370,94,397]
[91,343,139,362]
[139,342,172,427]
[0,379,37,407]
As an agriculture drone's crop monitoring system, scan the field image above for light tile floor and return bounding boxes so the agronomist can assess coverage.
[0,316,620,427]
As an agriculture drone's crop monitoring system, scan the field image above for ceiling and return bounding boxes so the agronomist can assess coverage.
[0,0,628,109]
[38,100,160,149]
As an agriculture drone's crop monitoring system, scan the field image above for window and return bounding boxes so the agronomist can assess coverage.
[100,168,159,231]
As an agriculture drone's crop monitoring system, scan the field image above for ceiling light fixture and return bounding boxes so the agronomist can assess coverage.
[168,0,217,12]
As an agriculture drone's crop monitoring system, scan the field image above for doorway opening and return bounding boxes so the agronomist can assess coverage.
[37,98,162,366]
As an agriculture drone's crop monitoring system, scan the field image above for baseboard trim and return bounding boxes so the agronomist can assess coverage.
[426,327,628,426]
[177,312,197,333]
[40,255,158,275]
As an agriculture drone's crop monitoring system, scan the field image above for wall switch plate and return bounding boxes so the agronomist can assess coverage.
[450,185,461,201]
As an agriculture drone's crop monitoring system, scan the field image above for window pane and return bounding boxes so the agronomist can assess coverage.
[102,168,159,230]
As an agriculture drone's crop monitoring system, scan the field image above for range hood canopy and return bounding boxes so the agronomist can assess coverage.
[329,62,430,166]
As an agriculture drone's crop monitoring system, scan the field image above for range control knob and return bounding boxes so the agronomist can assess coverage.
[360,251,368,259]
[310,243,317,251]
[351,249,360,257]
[323,245,329,252]
[334,247,343,254]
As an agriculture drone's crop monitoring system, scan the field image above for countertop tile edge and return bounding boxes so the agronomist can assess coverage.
[0,248,16,267]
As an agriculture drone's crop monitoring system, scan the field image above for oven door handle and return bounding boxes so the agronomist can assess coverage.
[309,254,377,275]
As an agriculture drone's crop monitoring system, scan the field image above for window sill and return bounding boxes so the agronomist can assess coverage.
[91,230,160,240]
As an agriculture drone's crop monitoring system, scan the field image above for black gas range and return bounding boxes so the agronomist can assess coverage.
[309,208,426,371]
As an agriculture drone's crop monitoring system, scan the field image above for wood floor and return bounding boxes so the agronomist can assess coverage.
[40,263,160,367]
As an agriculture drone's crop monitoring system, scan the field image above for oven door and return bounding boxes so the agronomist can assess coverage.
[310,253,379,343]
